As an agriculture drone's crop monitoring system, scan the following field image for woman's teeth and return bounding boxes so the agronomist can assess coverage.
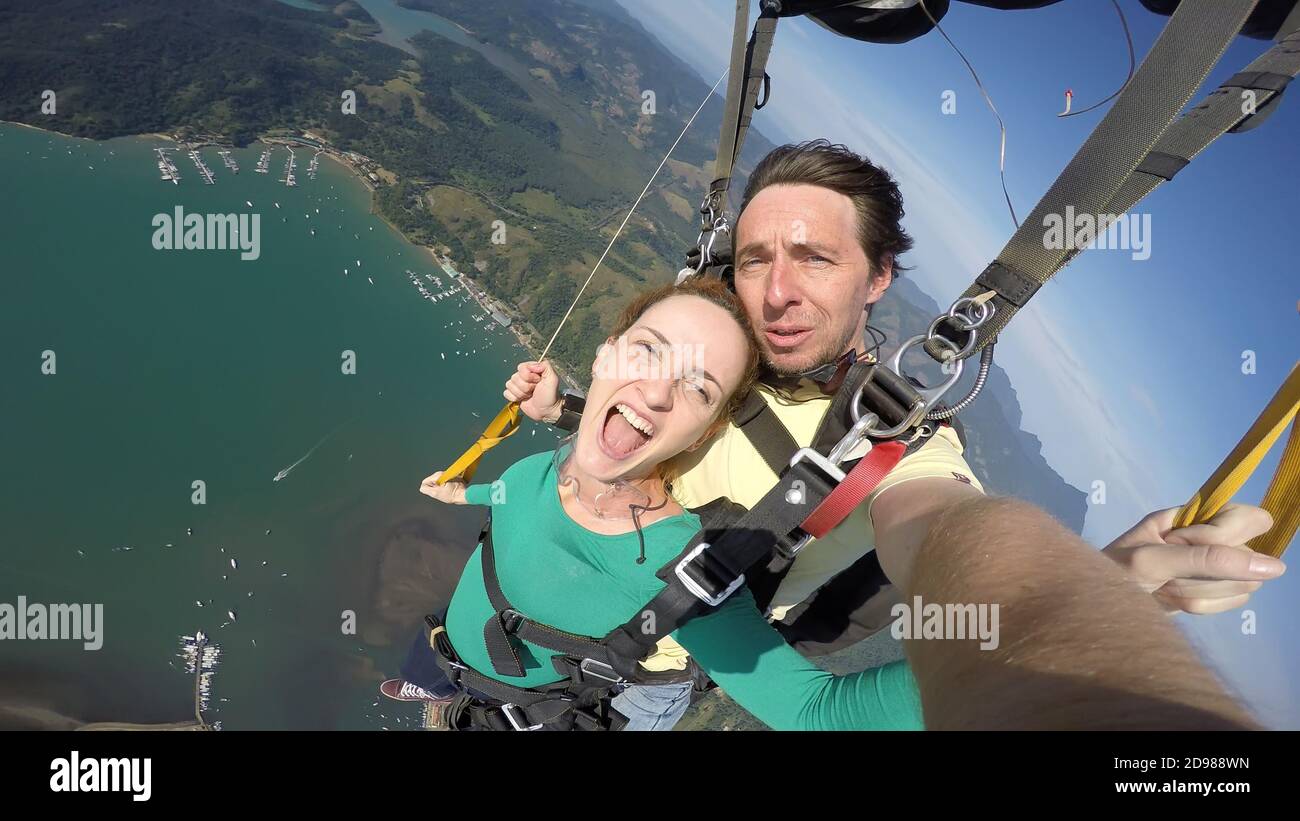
[616,403,655,437]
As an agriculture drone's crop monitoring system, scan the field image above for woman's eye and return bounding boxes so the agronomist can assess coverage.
[685,381,710,402]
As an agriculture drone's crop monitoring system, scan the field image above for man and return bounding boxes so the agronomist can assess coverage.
[391,141,1285,729]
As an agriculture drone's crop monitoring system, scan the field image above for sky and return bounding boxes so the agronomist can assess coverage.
[618,0,1299,727]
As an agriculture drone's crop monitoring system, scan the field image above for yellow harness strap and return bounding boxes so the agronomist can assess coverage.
[1174,363,1300,558]
[435,402,521,485]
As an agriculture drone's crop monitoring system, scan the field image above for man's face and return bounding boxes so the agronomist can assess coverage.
[732,183,890,375]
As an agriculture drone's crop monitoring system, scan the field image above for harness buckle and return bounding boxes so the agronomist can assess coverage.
[499,608,524,634]
[500,703,542,731]
[674,541,746,606]
[787,447,847,483]
[578,658,624,684]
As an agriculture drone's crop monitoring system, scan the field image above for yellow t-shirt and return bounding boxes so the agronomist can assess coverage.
[639,379,984,672]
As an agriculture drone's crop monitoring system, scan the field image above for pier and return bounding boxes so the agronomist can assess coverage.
[155,147,180,185]
[218,148,239,174]
[307,150,321,180]
[281,147,297,187]
[178,630,221,730]
[255,147,271,174]
[188,148,216,185]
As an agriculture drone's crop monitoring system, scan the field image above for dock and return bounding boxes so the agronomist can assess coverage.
[155,147,180,185]
[307,150,321,180]
[281,147,297,187]
[178,630,220,730]
[218,148,239,174]
[188,149,216,185]
[255,148,271,174]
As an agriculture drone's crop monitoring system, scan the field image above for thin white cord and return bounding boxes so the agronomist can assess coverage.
[918,0,1020,229]
[539,70,729,359]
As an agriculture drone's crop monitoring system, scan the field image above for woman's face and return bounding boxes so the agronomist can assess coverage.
[574,295,750,483]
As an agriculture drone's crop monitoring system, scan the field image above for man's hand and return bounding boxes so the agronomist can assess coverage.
[419,471,469,505]
[1103,504,1285,614]
[504,360,562,423]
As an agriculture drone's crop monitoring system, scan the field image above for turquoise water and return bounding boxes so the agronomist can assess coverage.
[0,122,553,729]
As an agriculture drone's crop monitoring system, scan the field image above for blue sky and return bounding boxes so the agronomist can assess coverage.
[619,0,1299,727]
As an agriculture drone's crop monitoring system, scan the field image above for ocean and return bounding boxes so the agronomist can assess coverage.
[0,121,554,729]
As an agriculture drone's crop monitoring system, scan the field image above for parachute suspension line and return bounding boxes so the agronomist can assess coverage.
[435,71,726,486]
[917,0,1019,229]
[538,70,729,361]
[1058,0,1136,119]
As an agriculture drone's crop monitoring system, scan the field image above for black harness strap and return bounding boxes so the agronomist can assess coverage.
[734,389,801,474]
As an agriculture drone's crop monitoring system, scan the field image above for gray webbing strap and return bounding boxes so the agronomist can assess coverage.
[710,5,780,207]
[712,0,752,201]
[926,0,1261,363]
[1072,30,1300,272]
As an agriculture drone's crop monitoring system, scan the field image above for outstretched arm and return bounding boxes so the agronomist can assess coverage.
[888,495,1257,730]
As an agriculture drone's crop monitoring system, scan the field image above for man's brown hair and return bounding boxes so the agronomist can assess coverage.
[737,139,914,279]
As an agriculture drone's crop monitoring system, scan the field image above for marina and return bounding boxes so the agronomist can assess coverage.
[218,148,239,174]
[255,148,271,174]
[307,150,321,180]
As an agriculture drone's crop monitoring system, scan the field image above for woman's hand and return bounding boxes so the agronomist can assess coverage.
[1102,504,1285,614]
[505,360,562,423]
[420,471,468,505]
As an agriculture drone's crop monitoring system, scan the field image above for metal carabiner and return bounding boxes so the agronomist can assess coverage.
[849,336,964,440]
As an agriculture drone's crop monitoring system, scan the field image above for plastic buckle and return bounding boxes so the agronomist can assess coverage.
[578,658,624,684]
[783,529,814,558]
[499,608,524,634]
[674,542,745,606]
[501,703,542,731]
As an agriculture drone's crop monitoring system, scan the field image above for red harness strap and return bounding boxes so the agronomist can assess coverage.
[799,441,907,538]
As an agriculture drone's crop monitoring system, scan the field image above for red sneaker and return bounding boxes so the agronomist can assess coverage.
[380,678,448,703]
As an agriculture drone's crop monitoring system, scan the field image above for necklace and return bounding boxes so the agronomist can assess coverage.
[552,435,669,521]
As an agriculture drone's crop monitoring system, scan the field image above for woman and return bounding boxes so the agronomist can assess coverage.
[403,278,922,730]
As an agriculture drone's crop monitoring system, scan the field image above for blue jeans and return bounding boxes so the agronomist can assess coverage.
[400,623,460,698]
[610,682,694,731]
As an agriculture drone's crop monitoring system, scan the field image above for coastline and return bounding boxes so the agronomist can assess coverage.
[2,117,584,394]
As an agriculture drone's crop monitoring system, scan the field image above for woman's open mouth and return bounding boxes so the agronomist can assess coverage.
[598,402,656,460]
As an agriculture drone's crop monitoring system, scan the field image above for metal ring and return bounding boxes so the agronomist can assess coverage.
[947,297,994,331]
[925,317,974,360]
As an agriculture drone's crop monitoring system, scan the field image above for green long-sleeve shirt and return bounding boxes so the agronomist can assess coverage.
[444,451,923,730]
